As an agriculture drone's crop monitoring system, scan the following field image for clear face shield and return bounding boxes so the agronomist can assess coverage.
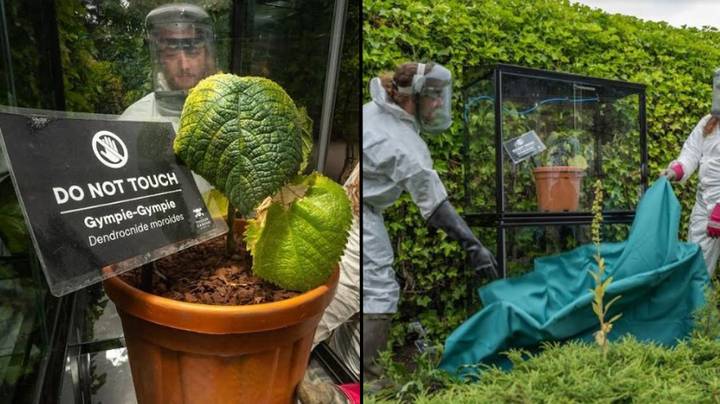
[713,68,720,117]
[413,63,453,133]
[146,4,217,114]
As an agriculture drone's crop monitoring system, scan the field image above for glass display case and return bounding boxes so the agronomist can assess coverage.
[0,1,359,402]
[462,64,648,277]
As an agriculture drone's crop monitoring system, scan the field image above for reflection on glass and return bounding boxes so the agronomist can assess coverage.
[0,258,49,403]
[61,348,137,404]
[463,70,643,214]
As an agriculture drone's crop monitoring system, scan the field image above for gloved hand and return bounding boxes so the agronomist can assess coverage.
[708,204,720,238]
[427,200,500,280]
[659,162,684,182]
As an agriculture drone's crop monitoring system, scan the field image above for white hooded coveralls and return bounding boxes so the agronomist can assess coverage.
[362,77,449,314]
[671,114,720,275]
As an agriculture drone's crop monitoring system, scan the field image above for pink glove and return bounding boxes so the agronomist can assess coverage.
[670,162,685,181]
[338,384,360,404]
[708,204,720,238]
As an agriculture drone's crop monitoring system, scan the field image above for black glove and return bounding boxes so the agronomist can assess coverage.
[427,200,500,280]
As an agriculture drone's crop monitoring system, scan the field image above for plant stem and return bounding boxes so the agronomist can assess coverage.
[226,200,237,255]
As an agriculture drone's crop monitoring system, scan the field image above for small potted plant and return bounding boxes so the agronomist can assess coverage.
[102,74,353,404]
[532,129,588,212]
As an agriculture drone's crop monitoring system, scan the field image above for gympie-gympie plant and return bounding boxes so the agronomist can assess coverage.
[174,73,352,292]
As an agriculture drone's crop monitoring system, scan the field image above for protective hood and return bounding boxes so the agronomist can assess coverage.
[146,3,217,114]
[397,63,453,134]
[369,77,417,127]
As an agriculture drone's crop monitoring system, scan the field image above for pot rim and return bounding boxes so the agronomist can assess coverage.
[532,166,586,173]
[102,266,339,334]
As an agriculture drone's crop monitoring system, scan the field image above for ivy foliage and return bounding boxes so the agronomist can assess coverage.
[364,0,720,343]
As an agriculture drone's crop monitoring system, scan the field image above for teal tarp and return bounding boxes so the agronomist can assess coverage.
[440,178,709,376]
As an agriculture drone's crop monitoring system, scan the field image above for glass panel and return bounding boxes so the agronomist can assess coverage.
[327,0,359,182]
[0,4,57,401]
[463,76,497,214]
[499,72,642,213]
[75,283,123,345]
[53,1,234,114]
[0,257,53,403]
[233,0,335,171]
[60,348,137,404]
[0,1,62,109]
[505,223,631,278]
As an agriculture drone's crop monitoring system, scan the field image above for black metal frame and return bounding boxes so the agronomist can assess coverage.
[37,293,74,404]
[462,64,648,278]
[0,0,69,400]
[312,342,358,384]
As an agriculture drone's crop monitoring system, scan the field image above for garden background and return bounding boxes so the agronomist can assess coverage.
[363,0,720,349]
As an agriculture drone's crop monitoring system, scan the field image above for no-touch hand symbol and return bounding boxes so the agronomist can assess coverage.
[92,130,128,169]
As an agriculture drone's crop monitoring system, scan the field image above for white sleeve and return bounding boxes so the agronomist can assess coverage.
[364,137,448,219]
[674,116,708,183]
[397,167,448,219]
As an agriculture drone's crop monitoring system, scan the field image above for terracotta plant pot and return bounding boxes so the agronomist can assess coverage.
[532,166,586,212]
[103,266,339,404]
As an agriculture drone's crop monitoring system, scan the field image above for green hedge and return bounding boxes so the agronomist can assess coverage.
[364,0,720,345]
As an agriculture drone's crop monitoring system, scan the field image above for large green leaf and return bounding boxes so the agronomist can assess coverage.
[296,106,314,173]
[245,173,352,292]
[174,73,304,215]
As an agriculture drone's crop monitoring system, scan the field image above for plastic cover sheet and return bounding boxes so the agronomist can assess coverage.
[441,178,709,376]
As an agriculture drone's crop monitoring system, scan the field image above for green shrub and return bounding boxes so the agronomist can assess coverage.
[367,345,454,403]
[431,336,720,403]
[368,336,720,403]
[367,285,720,403]
[363,257,720,404]
[692,278,720,340]
[364,0,720,346]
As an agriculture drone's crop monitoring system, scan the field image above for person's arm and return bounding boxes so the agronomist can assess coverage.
[367,138,498,279]
[663,116,707,182]
[426,200,499,279]
[364,137,448,218]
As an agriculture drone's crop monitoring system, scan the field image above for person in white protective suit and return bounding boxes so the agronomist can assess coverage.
[362,62,500,382]
[120,3,217,201]
[661,69,720,275]
[122,3,216,125]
